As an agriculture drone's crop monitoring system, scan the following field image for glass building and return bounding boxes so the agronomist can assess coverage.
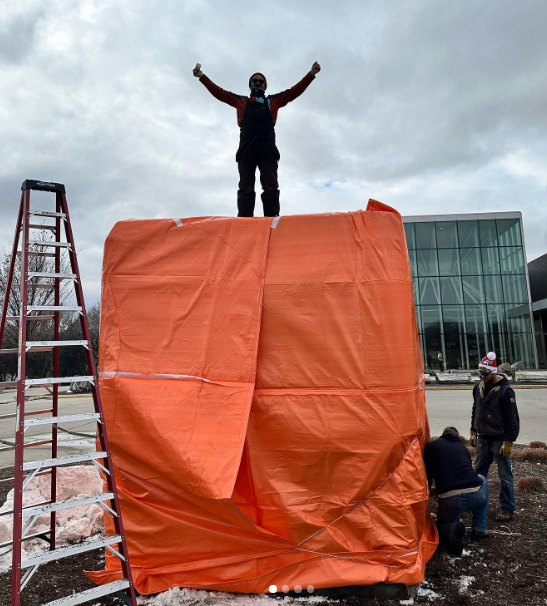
[403,212,538,371]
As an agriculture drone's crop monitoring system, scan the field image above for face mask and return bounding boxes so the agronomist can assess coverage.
[250,86,265,98]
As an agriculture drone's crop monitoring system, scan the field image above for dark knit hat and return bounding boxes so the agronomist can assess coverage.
[249,72,267,90]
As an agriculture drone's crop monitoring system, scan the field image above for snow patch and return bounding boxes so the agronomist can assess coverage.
[457,576,475,594]
[417,587,441,601]
[138,588,332,606]
[0,466,104,572]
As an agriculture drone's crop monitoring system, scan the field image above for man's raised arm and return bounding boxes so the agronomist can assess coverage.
[269,61,321,109]
[192,64,241,108]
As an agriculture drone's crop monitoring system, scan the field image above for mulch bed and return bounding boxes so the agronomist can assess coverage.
[1,445,546,606]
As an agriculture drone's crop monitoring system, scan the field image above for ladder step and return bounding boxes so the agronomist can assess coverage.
[28,272,77,279]
[22,534,122,568]
[27,305,83,313]
[23,492,114,518]
[0,529,51,549]
[28,224,57,232]
[29,209,67,219]
[0,348,18,354]
[40,580,130,606]
[0,408,52,421]
[29,251,56,258]
[6,315,56,322]
[25,375,94,387]
[23,451,108,471]
[14,283,54,289]
[29,240,72,249]
[27,340,89,350]
[24,412,100,428]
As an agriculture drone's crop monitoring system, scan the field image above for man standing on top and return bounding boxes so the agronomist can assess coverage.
[193,62,321,218]
[470,352,520,522]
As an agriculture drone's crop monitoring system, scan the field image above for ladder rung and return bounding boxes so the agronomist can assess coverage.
[5,316,19,321]
[8,315,56,322]
[29,240,72,249]
[0,439,53,453]
[0,409,53,421]
[28,224,57,232]
[29,251,56,258]
[23,492,114,518]
[28,272,77,279]
[23,451,107,471]
[27,305,82,313]
[25,375,94,387]
[40,580,131,606]
[0,348,18,354]
[24,412,100,428]
[29,210,67,219]
[22,534,122,567]
[27,340,89,350]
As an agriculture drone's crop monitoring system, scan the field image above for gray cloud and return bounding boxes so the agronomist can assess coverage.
[1,0,546,304]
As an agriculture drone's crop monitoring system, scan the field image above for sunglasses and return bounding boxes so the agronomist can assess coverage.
[251,78,265,85]
[479,370,492,376]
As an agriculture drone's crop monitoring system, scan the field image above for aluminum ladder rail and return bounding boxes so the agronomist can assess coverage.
[0,180,137,606]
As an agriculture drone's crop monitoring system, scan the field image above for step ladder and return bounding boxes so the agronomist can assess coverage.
[0,180,137,606]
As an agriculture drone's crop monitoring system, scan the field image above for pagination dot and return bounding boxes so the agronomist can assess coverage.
[307,585,315,593]
[294,585,302,593]
[282,585,290,593]
[269,585,277,593]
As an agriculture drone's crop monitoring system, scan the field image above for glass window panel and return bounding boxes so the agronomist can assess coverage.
[508,333,535,367]
[408,250,417,277]
[417,249,439,276]
[419,277,441,304]
[466,305,488,334]
[441,277,463,304]
[422,305,442,334]
[460,248,482,275]
[458,221,479,248]
[423,333,444,371]
[481,248,500,274]
[487,305,506,334]
[443,305,465,334]
[479,220,498,247]
[404,223,416,249]
[436,222,458,248]
[535,333,546,367]
[438,249,461,276]
[484,275,504,304]
[499,247,525,274]
[467,333,489,369]
[505,304,532,333]
[502,274,529,303]
[490,332,509,365]
[463,276,485,304]
[413,279,419,306]
[444,332,466,370]
[415,222,436,249]
[415,305,423,334]
[497,218,522,247]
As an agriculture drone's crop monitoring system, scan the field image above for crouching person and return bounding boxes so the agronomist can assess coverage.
[424,427,489,556]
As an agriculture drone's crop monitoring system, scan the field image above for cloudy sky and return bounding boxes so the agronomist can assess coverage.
[1,0,546,304]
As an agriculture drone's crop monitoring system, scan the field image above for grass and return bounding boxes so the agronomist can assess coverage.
[512,448,547,463]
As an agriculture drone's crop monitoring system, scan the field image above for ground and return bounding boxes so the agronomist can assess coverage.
[0,446,546,606]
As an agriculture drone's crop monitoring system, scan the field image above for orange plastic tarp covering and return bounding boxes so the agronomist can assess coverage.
[87,201,438,594]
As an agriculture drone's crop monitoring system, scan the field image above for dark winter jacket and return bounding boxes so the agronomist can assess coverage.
[199,72,315,162]
[471,375,520,442]
[423,434,482,495]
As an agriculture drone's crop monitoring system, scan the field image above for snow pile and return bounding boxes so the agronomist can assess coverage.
[0,465,104,572]
[138,588,332,606]
[417,580,442,601]
[457,575,475,595]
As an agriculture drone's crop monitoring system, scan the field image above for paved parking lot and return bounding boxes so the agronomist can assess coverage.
[1,385,546,468]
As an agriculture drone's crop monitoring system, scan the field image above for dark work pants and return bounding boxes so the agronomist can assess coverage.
[237,161,280,217]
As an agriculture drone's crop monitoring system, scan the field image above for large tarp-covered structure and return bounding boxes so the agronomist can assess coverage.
[88,201,438,594]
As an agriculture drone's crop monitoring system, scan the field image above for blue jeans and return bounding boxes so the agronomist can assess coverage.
[474,435,515,516]
[437,475,489,542]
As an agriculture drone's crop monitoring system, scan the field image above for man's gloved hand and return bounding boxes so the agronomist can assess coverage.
[469,431,477,448]
[310,61,321,75]
[499,441,512,458]
[193,63,203,78]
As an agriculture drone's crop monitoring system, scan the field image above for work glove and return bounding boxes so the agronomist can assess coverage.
[499,441,512,458]
[469,431,477,448]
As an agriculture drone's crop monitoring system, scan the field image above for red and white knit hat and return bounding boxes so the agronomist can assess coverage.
[479,351,497,373]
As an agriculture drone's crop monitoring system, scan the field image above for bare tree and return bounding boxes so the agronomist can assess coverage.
[0,231,73,381]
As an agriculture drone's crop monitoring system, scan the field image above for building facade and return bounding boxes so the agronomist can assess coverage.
[528,252,547,369]
[403,212,538,371]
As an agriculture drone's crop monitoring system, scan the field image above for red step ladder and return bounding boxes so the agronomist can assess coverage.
[0,180,136,606]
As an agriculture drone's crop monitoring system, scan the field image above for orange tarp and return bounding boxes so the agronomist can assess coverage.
[87,201,438,594]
